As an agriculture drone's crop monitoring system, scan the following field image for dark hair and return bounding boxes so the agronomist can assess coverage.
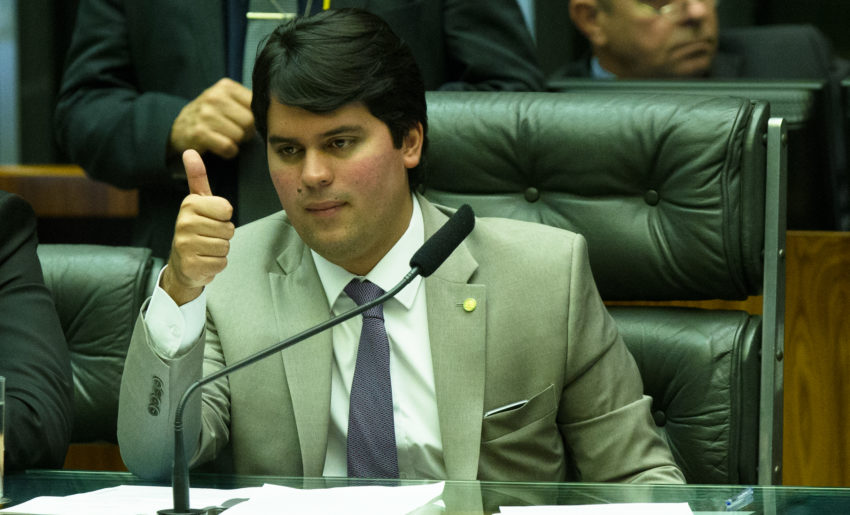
[251,8,428,190]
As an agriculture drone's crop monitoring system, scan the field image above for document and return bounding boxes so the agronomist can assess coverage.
[499,503,693,514]
[222,482,444,514]
[0,484,259,515]
[0,481,444,515]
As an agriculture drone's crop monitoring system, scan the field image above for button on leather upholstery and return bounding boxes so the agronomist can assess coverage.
[653,410,667,427]
[645,189,660,206]
[524,187,540,202]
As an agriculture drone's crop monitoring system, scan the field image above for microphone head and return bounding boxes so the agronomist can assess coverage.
[410,204,475,277]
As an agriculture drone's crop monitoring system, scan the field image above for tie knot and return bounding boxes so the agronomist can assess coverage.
[344,280,385,319]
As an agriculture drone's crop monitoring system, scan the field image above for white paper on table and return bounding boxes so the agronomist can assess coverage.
[221,481,445,514]
[498,502,694,514]
[0,481,445,515]
[0,484,260,515]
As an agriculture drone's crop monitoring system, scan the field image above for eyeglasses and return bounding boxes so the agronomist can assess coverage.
[633,0,718,21]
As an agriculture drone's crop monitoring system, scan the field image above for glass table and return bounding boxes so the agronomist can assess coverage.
[3,470,850,514]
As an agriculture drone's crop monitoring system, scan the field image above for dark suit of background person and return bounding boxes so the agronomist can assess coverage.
[54,0,545,259]
[0,191,75,471]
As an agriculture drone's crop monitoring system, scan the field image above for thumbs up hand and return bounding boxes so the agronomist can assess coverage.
[161,149,235,305]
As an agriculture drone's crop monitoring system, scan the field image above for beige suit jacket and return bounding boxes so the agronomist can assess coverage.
[118,196,683,484]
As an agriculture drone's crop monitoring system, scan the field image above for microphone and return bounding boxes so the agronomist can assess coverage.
[410,204,474,277]
[158,204,475,514]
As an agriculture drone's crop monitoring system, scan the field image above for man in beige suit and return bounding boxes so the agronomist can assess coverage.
[117,8,684,485]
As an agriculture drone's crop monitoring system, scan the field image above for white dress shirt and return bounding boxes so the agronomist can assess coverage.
[143,194,446,479]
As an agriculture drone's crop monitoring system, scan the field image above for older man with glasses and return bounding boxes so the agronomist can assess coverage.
[557,0,850,84]
[564,0,719,78]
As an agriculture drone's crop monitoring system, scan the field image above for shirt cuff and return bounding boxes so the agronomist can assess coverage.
[144,265,207,358]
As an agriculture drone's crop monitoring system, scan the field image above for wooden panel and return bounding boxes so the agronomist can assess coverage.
[0,165,138,218]
[782,230,850,486]
[63,443,126,472]
[606,296,763,314]
[606,231,850,486]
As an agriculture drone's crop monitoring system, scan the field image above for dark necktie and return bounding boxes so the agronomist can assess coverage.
[344,279,399,478]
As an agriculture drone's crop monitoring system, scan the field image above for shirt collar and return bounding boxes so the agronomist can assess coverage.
[590,56,617,80]
[312,194,424,310]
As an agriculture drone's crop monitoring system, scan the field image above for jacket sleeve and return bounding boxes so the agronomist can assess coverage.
[0,192,75,470]
[439,0,544,91]
[117,310,209,480]
[54,0,187,189]
[118,303,234,480]
[557,234,685,484]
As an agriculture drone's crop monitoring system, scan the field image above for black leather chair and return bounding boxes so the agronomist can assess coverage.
[422,91,787,485]
[547,77,839,231]
[37,244,163,444]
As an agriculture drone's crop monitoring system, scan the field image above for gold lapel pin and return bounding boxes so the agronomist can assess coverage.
[461,298,477,312]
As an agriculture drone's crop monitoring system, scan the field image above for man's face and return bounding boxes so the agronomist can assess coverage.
[593,0,718,78]
[266,100,423,275]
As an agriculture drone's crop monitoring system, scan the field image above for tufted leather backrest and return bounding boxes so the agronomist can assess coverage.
[608,307,761,485]
[422,91,780,484]
[547,77,844,231]
[37,244,163,443]
[424,92,768,301]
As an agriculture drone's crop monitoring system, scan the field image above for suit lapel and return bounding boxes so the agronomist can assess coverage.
[269,240,334,476]
[420,198,486,480]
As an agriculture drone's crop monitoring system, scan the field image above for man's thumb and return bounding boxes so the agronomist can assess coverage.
[183,149,212,196]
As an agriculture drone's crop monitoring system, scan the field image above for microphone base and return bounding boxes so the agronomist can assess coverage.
[157,509,206,514]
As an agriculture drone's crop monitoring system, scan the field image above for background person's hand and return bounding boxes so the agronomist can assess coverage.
[162,149,235,305]
[169,78,255,160]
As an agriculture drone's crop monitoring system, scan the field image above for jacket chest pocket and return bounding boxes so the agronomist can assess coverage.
[482,384,556,442]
